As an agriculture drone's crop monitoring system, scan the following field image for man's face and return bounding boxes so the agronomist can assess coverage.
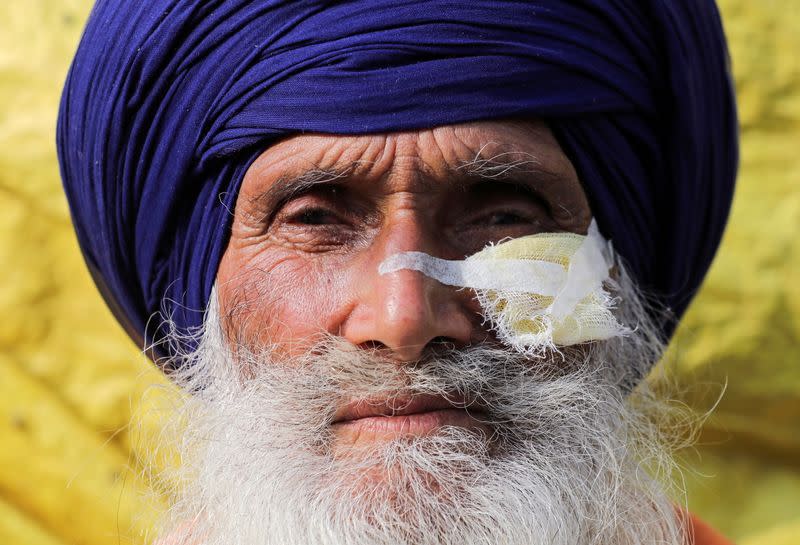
[161,120,682,545]
[216,120,591,450]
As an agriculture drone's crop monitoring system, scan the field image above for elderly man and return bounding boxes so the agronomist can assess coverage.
[57,1,737,544]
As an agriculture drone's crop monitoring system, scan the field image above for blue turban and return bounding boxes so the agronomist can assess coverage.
[57,0,737,363]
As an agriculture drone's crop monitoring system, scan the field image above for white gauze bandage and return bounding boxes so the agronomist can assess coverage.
[378,220,629,356]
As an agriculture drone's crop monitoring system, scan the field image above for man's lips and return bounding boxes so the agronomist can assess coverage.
[333,394,469,422]
[331,394,490,438]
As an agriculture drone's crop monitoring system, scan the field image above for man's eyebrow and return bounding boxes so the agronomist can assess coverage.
[249,165,353,212]
[455,149,566,184]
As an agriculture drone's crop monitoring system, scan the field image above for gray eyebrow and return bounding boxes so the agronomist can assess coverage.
[457,148,564,183]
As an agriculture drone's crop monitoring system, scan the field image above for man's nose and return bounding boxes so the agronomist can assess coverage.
[341,236,476,361]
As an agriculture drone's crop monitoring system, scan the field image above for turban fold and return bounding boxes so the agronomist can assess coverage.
[57,0,738,364]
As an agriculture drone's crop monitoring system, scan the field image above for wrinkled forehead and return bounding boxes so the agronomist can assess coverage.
[244,120,570,181]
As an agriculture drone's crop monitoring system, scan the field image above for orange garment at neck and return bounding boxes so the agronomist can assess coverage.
[688,512,735,545]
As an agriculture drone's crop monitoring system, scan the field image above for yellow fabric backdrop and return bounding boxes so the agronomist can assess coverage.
[1,1,798,543]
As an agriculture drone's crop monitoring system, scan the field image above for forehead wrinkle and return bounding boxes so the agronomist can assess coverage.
[244,134,390,202]
[379,155,439,196]
[379,132,483,195]
[306,133,398,184]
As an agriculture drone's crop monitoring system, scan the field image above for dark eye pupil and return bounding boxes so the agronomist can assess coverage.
[298,209,331,225]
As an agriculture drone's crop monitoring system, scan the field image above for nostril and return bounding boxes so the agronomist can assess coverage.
[428,336,460,352]
[358,340,388,353]
[356,338,461,362]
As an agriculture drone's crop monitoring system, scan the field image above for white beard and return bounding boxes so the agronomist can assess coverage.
[153,272,688,545]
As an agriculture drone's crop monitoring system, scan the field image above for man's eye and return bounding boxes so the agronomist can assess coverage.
[484,211,529,226]
[288,207,342,225]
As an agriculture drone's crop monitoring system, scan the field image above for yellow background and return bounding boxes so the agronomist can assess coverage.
[1,1,798,543]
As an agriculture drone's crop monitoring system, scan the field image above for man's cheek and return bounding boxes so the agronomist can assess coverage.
[221,254,355,351]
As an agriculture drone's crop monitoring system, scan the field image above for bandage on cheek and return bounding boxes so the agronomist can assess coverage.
[378,220,629,356]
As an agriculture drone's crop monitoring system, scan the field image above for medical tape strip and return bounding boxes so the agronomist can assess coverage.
[378,219,613,321]
[378,254,566,294]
